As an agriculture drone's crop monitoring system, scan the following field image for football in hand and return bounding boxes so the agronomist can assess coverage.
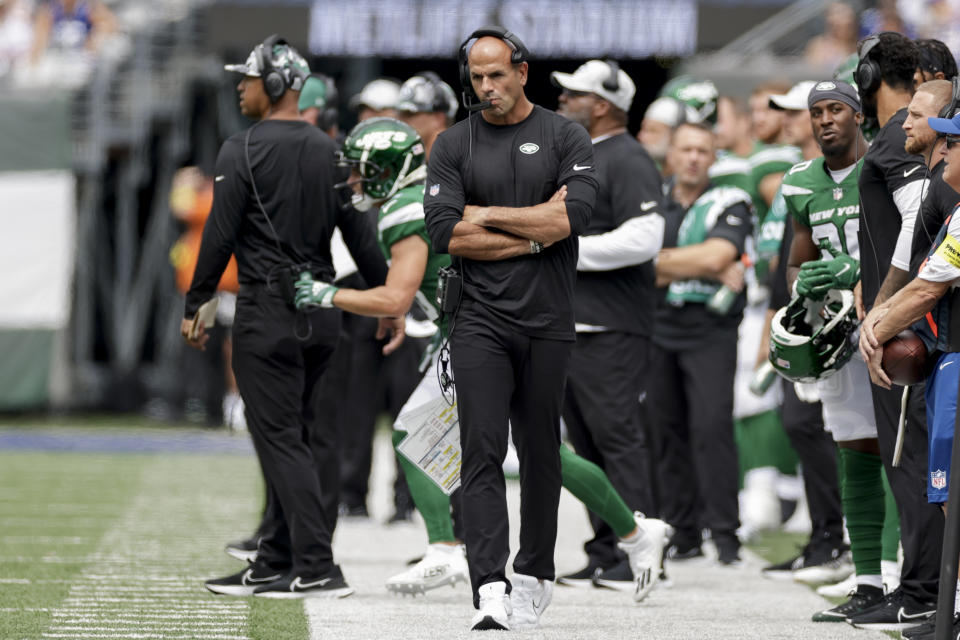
[881,329,927,386]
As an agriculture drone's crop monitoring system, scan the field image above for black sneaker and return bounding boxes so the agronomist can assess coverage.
[665,530,703,560]
[812,585,884,622]
[338,503,369,518]
[846,587,937,630]
[253,565,355,599]
[205,561,284,596]
[224,536,259,562]
[901,613,960,640]
[714,534,741,566]
[761,549,806,580]
[592,559,634,592]
[557,561,603,588]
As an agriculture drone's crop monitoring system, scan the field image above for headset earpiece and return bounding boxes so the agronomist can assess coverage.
[602,59,621,93]
[856,34,882,98]
[939,76,960,119]
[259,34,295,104]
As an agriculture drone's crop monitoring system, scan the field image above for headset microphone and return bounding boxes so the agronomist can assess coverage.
[463,94,492,112]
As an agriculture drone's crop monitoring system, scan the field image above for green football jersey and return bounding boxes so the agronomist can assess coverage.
[749,143,803,222]
[780,157,864,260]
[377,183,451,324]
[708,151,756,202]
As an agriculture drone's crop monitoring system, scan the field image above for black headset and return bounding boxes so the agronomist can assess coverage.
[310,72,340,132]
[939,76,960,119]
[855,33,883,98]
[457,26,529,112]
[256,34,306,103]
[602,59,621,93]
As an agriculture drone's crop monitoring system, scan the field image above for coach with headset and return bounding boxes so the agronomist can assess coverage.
[424,26,597,631]
[182,35,399,598]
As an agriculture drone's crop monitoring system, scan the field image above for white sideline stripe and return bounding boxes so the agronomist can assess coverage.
[1,536,90,543]
[0,578,31,583]
[0,607,50,612]
[50,623,244,630]
[64,598,247,607]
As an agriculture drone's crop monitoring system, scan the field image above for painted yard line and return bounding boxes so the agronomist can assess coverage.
[42,631,248,640]
[48,623,247,631]
[62,598,247,608]
[1,536,91,543]
[0,607,51,612]
[41,479,252,640]
[51,614,247,622]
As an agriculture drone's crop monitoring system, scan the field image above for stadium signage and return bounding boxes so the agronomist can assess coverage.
[308,0,696,57]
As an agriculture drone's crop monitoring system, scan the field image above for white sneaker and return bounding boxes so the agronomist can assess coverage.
[618,512,670,602]
[509,573,552,630]
[386,543,469,595]
[816,572,856,598]
[471,581,511,631]
[793,549,854,585]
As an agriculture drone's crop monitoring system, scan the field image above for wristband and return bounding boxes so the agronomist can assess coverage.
[530,240,544,254]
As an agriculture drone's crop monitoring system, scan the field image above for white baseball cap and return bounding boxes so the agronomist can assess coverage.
[768,81,818,111]
[550,60,636,112]
[349,78,401,112]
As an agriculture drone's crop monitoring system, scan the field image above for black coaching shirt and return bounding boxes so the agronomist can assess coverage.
[910,160,960,276]
[424,105,598,341]
[857,108,925,308]
[185,120,387,317]
[575,132,662,336]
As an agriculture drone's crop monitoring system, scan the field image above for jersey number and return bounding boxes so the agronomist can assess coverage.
[811,218,860,260]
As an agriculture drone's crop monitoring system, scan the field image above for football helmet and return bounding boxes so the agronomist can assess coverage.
[336,117,426,211]
[396,72,459,121]
[769,289,858,383]
[659,75,719,126]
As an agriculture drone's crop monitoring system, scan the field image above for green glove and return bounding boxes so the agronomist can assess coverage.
[796,254,860,300]
[294,272,339,309]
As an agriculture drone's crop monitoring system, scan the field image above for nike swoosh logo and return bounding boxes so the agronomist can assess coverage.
[291,576,332,590]
[641,201,657,211]
[573,164,591,171]
[899,606,935,620]
[215,175,225,182]
[242,570,281,585]
[836,263,850,278]
[941,360,954,371]
[726,214,743,226]
[531,597,543,612]
[904,166,922,178]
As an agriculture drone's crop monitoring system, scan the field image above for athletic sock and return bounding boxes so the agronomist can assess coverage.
[839,448,884,578]
[392,430,456,544]
[559,444,636,538]
[735,410,800,485]
[880,468,901,563]
[857,574,884,590]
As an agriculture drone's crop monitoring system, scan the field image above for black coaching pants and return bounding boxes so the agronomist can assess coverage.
[871,383,943,603]
[451,302,571,608]
[649,332,741,542]
[779,383,844,543]
[232,287,341,578]
[563,331,654,567]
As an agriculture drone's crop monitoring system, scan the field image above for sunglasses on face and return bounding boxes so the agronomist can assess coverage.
[562,89,593,99]
[946,136,960,150]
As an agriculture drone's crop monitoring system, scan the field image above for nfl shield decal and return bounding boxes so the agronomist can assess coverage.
[429,184,440,197]
[932,469,947,490]
[833,187,843,201]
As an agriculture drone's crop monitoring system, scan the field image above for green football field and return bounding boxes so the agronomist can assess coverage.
[0,422,885,640]
[0,434,310,640]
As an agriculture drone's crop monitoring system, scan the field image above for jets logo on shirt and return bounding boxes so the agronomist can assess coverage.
[519,143,539,155]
